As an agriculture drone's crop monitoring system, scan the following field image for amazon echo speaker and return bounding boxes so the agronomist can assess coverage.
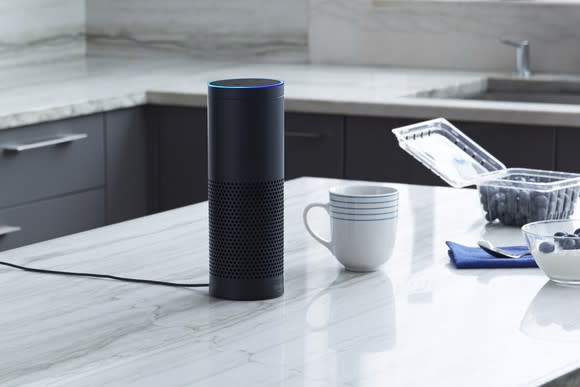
[208,78,284,300]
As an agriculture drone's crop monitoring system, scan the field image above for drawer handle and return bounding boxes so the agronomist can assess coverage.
[3,133,88,153]
[0,226,21,237]
[285,131,323,139]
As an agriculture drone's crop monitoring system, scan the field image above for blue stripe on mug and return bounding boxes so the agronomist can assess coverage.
[330,193,398,199]
[331,215,398,222]
[330,203,398,210]
[330,198,398,205]
[331,211,397,216]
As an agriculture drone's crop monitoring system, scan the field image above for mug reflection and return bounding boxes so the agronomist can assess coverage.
[305,271,396,385]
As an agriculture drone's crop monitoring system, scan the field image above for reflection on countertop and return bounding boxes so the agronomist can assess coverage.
[521,281,580,342]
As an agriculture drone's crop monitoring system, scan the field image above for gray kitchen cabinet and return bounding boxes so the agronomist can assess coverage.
[345,116,444,185]
[157,108,345,211]
[285,113,344,180]
[556,128,580,173]
[105,107,158,224]
[345,116,557,186]
[459,122,555,171]
[158,106,208,211]
[0,189,105,252]
[0,114,105,208]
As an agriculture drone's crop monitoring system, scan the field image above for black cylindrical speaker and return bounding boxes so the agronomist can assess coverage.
[208,78,284,300]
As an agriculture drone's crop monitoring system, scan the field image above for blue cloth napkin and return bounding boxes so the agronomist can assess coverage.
[446,241,538,269]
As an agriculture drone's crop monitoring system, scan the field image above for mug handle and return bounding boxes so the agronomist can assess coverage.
[303,202,333,252]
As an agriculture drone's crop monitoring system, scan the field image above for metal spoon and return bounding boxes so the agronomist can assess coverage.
[477,240,530,259]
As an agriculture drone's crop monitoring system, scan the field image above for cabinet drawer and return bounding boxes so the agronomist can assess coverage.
[0,189,105,252]
[285,113,344,180]
[0,114,105,208]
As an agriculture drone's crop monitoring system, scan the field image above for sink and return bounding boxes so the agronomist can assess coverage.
[423,78,580,105]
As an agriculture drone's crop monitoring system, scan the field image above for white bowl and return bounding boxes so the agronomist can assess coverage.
[522,219,580,286]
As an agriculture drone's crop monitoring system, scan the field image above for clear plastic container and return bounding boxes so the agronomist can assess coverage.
[477,168,580,226]
[392,118,580,226]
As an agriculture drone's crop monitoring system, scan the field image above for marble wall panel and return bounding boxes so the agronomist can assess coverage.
[0,0,85,67]
[310,0,580,73]
[86,0,309,63]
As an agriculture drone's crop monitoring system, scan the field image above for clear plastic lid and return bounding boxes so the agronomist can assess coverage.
[391,118,507,188]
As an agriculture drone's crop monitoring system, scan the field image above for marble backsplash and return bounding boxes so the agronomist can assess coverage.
[310,0,580,74]
[0,0,85,68]
[86,0,309,63]
[3,0,580,73]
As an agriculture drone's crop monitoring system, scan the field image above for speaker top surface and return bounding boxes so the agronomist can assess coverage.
[209,78,283,88]
[208,78,284,100]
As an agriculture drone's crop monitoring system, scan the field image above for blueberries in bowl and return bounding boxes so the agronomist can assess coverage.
[559,238,576,250]
[546,230,580,253]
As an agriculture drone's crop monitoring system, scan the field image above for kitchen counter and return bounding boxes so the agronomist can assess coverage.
[1,177,579,386]
[3,50,580,130]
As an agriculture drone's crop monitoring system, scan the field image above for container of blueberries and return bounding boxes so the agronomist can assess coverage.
[392,118,580,227]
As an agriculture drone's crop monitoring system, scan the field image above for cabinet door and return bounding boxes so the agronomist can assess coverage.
[0,189,105,252]
[285,113,344,180]
[459,121,555,171]
[0,114,105,208]
[345,116,444,185]
[158,107,208,211]
[556,128,580,173]
[346,116,558,186]
[105,107,157,224]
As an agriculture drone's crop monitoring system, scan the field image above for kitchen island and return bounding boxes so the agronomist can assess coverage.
[1,177,579,386]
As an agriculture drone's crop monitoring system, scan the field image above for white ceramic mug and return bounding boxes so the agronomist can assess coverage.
[303,184,398,272]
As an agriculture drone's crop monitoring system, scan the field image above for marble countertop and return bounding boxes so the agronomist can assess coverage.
[3,51,580,130]
[1,177,579,386]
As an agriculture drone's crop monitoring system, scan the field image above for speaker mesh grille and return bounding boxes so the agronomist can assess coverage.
[209,179,284,280]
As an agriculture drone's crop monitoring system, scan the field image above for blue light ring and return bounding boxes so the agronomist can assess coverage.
[208,79,284,89]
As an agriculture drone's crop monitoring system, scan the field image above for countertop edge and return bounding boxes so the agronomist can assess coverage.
[4,88,580,131]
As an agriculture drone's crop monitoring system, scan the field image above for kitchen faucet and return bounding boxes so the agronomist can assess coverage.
[501,39,531,78]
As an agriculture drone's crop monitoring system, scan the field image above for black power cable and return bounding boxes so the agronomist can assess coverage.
[0,261,209,288]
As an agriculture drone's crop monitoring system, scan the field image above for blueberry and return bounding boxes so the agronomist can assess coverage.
[539,241,555,254]
[506,190,517,213]
[560,238,576,250]
[574,228,580,235]
[497,202,507,216]
[503,213,514,225]
[534,194,549,209]
[537,208,548,220]
[566,235,580,249]
[554,232,567,237]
